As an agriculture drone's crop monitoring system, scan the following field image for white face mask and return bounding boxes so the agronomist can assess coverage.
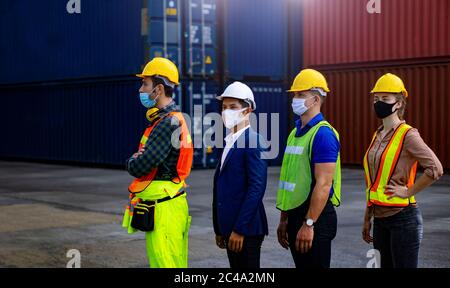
[222,108,247,129]
[292,97,314,116]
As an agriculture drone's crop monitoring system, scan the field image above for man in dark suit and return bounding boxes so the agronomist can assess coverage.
[213,81,269,268]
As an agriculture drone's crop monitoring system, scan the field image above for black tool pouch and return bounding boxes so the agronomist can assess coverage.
[131,201,155,232]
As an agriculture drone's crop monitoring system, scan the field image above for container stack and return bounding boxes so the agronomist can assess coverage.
[145,0,220,168]
[0,0,146,166]
[2,1,447,169]
[0,0,297,167]
[182,0,220,168]
[222,0,301,165]
[302,0,450,169]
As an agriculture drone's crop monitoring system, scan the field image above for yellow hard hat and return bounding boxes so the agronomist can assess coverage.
[371,73,408,97]
[288,69,330,93]
[136,57,180,85]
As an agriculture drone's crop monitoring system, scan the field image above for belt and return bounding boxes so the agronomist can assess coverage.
[144,191,185,205]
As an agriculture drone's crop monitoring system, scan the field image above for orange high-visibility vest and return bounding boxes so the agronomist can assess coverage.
[128,111,193,193]
[363,123,418,207]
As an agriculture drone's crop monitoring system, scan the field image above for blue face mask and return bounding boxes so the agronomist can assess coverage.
[139,88,158,108]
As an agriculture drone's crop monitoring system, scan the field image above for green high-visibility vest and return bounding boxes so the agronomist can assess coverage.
[276,121,341,211]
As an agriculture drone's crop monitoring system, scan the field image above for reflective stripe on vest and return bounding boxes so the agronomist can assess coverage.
[128,111,193,194]
[276,121,341,211]
[284,146,305,155]
[363,123,417,207]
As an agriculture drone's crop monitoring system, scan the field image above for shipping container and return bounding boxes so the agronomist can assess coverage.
[0,77,183,166]
[184,0,218,77]
[302,0,450,66]
[0,0,144,84]
[314,57,450,169]
[0,78,290,167]
[0,0,294,168]
[0,78,143,165]
[286,0,304,83]
[145,0,220,78]
[224,0,289,81]
[0,0,293,84]
[182,80,290,167]
[0,0,220,84]
[148,0,183,71]
[247,82,289,166]
[182,79,221,168]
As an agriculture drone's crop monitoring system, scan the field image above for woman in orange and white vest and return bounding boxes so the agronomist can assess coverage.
[362,73,443,268]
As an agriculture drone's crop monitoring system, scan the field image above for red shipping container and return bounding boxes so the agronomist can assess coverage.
[316,58,450,169]
[303,0,450,66]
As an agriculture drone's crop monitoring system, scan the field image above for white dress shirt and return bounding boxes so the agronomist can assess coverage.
[220,125,250,170]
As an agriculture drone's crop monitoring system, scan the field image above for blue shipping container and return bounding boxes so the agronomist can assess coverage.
[184,0,217,76]
[0,79,288,167]
[182,80,221,168]
[183,80,289,167]
[225,0,288,81]
[246,82,289,166]
[1,0,292,84]
[0,0,144,84]
[148,0,183,70]
[0,77,184,166]
[147,0,217,77]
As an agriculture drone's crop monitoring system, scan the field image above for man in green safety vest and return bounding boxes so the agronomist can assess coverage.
[276,69,341,268]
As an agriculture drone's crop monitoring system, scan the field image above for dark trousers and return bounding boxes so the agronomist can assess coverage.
[225,235,264,268]
[373,205,423,268]
[287,201,337,268]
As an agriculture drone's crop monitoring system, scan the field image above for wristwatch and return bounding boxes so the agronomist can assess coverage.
[305,218,314,228]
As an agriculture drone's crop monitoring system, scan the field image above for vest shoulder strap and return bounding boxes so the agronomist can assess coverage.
[369,123,413,192]
[168,111,182,120]
[143,111,184,137]
[308,121,339,160]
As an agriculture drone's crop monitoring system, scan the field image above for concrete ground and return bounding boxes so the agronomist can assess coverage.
[0,160,449,268]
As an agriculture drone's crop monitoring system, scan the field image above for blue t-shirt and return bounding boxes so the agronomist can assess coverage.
[295,113,340,196]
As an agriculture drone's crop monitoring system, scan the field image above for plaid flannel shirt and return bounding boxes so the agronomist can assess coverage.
[126,101,182,180]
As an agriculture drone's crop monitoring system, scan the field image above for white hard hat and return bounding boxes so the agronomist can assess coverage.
[216,81,256,110]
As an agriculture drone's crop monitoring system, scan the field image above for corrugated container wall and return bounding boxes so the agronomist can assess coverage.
[181,81,290,167]
[184,0,217,77]
[0,0,144,84]
[319,59,450,169]
[146,0,219,78]
[0,0,293,167]
[225,0,288,81]
[0,79,289,167]
[248,82,289,166]
[148,0,183,72]
[0,79,145,165]
[303,0,450,66]
[302,0,450,170]
[182,80,220,168]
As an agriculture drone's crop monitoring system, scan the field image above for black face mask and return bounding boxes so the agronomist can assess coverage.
[374,101,398,119]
